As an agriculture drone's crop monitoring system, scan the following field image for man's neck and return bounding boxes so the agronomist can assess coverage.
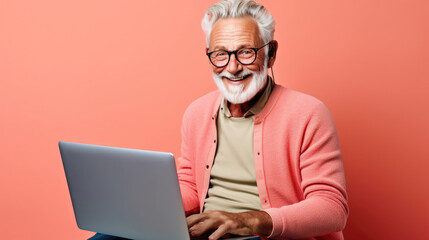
[228,101,252,118]
[227,87,265,118]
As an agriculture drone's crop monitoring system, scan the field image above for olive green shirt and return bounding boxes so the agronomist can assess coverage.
[204,77,274,213]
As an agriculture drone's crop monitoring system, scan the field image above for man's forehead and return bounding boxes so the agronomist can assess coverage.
[209,16,261,49]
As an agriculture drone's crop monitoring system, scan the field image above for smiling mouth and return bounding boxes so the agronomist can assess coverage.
[227,74,252,82]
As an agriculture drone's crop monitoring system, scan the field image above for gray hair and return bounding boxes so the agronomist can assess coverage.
[201,0,275,49]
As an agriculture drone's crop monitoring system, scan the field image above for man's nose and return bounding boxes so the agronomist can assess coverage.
[225,54,243,75]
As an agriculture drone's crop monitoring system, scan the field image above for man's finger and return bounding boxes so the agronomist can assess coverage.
[187,213,206,228]
[208,224,229,240]
[189,215,219,237]
[189,221,208,237]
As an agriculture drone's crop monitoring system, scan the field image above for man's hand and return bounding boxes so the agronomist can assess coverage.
[186,210,273,240]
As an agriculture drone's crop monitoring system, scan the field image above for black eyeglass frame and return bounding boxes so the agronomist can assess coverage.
[206,41,272,68]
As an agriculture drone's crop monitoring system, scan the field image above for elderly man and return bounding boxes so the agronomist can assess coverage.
[179,0,348,240]
[90,0,347,239]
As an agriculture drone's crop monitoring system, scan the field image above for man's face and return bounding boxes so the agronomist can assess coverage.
[209,16,268,104]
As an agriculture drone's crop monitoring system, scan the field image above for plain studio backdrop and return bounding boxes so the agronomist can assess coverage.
[0,1,428,239]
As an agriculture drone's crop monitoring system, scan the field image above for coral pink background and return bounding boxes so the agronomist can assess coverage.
[1,0,428,239]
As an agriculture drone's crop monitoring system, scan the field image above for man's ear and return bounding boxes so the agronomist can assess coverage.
[267,40,278,68]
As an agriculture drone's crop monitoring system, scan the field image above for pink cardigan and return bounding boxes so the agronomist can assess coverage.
[177,85,348,240]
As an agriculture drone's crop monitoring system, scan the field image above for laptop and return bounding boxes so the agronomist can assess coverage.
[59,142,260,240]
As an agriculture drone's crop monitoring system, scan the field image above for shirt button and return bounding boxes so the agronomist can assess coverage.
[257,152,260,155]
[214,139,217,143]
[206,165,209,169]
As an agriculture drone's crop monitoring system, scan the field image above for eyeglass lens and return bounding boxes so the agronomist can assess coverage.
[210,48,256,67]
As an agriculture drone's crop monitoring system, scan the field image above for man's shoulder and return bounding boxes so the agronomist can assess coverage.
[275,85,326,110]
[183,90,222,119]
[268,85,336,125]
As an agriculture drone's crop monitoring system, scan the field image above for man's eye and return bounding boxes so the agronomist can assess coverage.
[213,52,227,58]
[239,49,253,56]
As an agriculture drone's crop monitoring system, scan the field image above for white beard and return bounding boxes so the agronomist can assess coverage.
[213,60,268,104]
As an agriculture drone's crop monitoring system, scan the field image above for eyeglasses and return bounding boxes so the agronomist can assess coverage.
[206,41,272,68]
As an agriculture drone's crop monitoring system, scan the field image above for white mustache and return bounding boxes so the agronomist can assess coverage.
[216,69,254,80]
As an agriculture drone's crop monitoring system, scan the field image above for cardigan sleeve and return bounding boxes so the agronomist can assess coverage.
[265,102,348,239]
[177,107,200,216]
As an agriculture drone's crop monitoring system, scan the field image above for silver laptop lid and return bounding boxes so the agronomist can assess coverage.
[59,141,190,240]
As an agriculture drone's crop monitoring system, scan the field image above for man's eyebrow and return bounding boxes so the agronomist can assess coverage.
[210,44,227,51]
[211,43,254,51]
